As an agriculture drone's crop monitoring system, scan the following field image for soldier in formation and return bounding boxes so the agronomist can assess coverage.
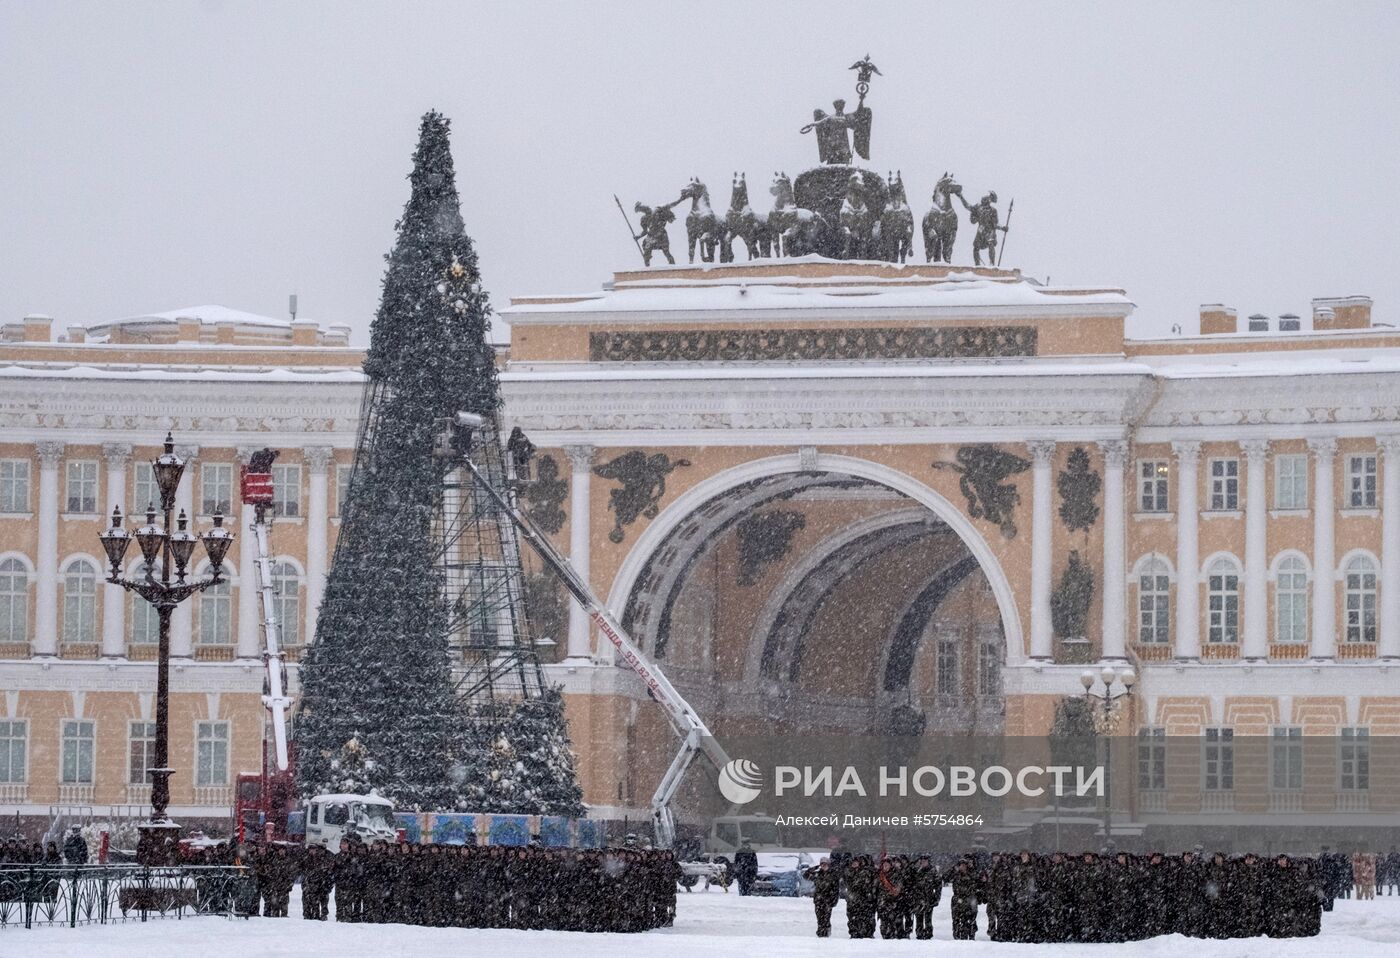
[971,848,1326,942]
[273,837,678,932]
[800,847,1334,941]
[802,856,841,937]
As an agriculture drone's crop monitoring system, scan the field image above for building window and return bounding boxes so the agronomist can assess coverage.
[1137,558,1171,644]
[61,720,95,784]
[66,460,98,514]
[196,721,229,787]
[271,562,300,646]
[1208,458,1239,511]
[1274,454,1308,510]
[1203,727,1234,791]
[130,563,159,645]
[272,464,301,518]
[1206,558,1239,644]
[1339,727,1370,791]
[62,559,98,645]
[1138,460,1169,512]
[129,721,156,785]
[1271,726,1303,791]
[132,462,157,515]
[0,720,26,785]
[1138,727,1166,791]
[201,463,233,516]
[1274,556,1309,644]
[976,641,1000,696]
[935,637,959,697]
[0,459,30,514]
[199,577,233,645]
[0,558,28,644]
[1347,455,1378,509]
[1344,554,1378,643]
[335,464,351,517]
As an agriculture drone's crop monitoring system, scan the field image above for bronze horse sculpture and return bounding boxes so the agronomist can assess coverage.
[880,171,915,263]
[923,172,962,264]
[766,172,820,257]
[679,178,720,263]
[722,173,764,262]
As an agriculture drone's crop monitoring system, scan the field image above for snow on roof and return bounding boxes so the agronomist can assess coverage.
[93,304,298,331]
[0,362,364,384]
[502,278,1133,320]
[310,793,394,805]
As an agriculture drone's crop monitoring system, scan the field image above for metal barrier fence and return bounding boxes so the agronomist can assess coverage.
[0,864,251,929]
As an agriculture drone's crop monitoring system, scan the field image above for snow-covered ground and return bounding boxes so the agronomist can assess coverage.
[12,885,1400,956]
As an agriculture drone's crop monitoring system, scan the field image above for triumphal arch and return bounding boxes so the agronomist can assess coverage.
[499,62,1400,847]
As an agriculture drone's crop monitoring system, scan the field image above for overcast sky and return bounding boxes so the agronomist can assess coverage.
[3,1,1398,343]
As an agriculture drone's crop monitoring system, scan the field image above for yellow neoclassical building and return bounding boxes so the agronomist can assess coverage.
[2,270,1398,848]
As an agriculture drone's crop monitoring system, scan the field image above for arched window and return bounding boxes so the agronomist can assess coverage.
[199,576,233,646]
[1344,555,1378,644]
[1274,556,1309,645]
[62,559,98,645]
[130,562,159,645]
[1206,557,1240,644]
[0,558,28,644]
[271,562,301,647]
[1137,557,1171,645]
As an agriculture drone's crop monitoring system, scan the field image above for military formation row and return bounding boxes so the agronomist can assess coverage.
[246,839,680,933]
[809,849,1333,942]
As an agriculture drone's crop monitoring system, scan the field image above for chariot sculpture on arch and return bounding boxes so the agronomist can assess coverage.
[620,56,1014,266]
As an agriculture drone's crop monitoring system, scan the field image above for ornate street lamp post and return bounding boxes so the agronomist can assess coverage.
[1080,665,1136,849]
[98,433,234,864]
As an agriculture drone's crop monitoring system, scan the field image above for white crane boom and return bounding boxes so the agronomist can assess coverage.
[241,454,291,772]
[453,416,731,849]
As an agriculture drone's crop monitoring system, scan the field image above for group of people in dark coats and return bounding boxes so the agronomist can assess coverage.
[804,848,1334,941]
[248,837,679,932]
[806,853,947,940]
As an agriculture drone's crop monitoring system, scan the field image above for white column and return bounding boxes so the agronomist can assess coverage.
[33,441,64,657]
[170,444,199,658]
[304,447,333,647]
[1172,441,1202,660]
[1309,437,1337,660]
[235,447,260,661]
[1241,439,1270,661]
[1380,436,1400,661]
[563,445,595,662]
[1027,440,1056,660]
[100,443,132,658]
[1099,440,1129,660]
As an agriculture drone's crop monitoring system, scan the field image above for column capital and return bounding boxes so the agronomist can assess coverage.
[36,441,65,467]
[174,443,200,464]
[1026,440,1056,466]
[1097,439,1129,467]
[1170,440,1201,463]
[1378,434,1400,458]
[1307,436,1338,458]
[235,446,260,466]
[1239,438,1270,461]
[101,442,133,466]
[563,444,597,471]
[304,445,335,475]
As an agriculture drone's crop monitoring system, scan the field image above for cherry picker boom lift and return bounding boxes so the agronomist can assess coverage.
[239,449,292,773]
[449,412,732,850]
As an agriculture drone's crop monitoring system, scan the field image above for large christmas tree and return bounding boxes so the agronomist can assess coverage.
[297,111,582,816]
[296,111,495,809]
